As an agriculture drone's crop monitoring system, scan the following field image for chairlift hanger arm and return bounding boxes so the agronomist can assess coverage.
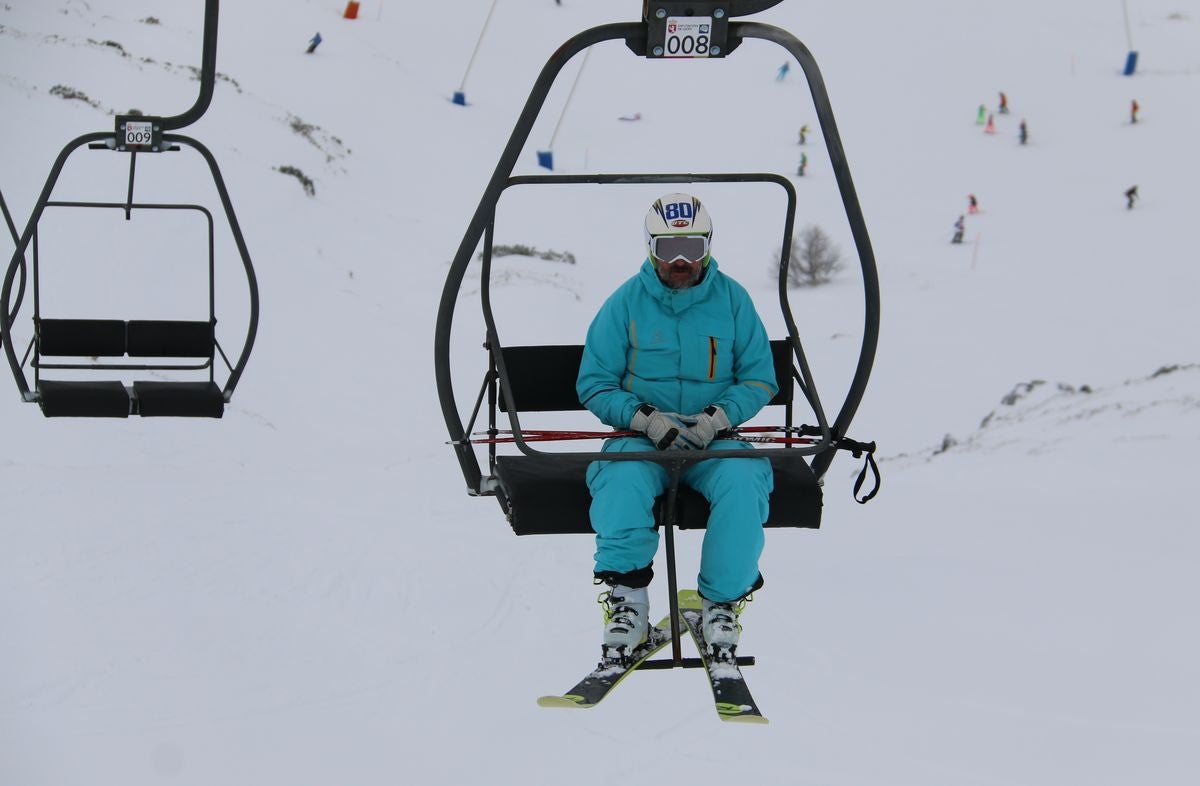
[1,187,26,325]
[161,0,220,131]
[436,22,637,493]
[108,0,220,153]
[162,133,261,398]
[1,188,18,246]
[2,132,108,399]
[731,22,882,477]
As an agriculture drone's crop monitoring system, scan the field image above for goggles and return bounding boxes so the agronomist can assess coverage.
[651,234,709,264]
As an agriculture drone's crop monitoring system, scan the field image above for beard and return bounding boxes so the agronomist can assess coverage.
[655,259,703,290]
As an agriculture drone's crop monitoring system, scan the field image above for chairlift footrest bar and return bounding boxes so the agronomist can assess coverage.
[637,655,755,670]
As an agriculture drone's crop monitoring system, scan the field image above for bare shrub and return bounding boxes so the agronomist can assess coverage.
[775,224,843,287]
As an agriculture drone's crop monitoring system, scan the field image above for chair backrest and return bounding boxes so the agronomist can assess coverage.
[497,340,796,413]
[37,318,214,359]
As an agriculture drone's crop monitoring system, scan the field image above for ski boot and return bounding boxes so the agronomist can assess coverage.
[598,584,649,665]
[701,596,747,663]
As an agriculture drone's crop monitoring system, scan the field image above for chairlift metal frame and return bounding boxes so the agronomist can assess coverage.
[0,0,260,417]
[437,0,882,673]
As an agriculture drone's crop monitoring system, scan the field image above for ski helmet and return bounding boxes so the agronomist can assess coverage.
[644,193,713,266]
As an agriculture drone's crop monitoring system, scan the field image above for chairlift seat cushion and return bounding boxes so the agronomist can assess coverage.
[494,454,593,535]
[494,451,821,535]
[37,380,130,417]
[133,381,224,418]
[675,451,821,529]
[37,319,127,357]
[127,320,214,358]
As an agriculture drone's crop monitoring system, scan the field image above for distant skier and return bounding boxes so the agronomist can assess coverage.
[1018,119,1028,145]
[306,31,322,54]
[618,112,642,122]
[984,114,996,134]
[976,104,987,125]
[998,91,1009,114]
[797,152,808,177]
[797,124,809,145]
[951,215,965,244]
[1130,99,1139,124]
[967,194,979,214]
[776,62,790,81]
[1125,185,1138,210]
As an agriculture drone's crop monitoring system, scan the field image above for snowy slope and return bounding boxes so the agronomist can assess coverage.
[2,1,1198,784]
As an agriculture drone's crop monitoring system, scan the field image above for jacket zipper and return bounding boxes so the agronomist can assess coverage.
[707,336,717,380]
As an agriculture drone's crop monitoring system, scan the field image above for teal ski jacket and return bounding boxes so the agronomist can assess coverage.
[577,258,777,429]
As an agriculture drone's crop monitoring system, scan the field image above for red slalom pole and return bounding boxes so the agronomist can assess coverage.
[462,428,816,446]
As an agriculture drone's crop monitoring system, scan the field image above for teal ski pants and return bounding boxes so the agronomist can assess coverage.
[586,437,773,603]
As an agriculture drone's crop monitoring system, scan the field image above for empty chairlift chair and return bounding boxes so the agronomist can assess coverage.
[1,0,259,418]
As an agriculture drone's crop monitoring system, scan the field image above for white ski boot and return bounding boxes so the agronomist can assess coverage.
[701,597,743,660]
[599,585,650,662]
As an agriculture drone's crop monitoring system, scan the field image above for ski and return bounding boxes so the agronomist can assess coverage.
[677,589,769,724]
[537,616,673,709]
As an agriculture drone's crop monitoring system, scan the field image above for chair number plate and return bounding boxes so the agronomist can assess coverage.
[125,120,154,146]
[664,17,712,58]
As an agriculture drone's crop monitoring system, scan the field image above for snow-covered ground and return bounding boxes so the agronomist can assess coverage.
[2,1,1197,784]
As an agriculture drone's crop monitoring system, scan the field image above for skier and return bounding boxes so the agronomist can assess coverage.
[1130,99,1139,124]
[984,114,996,134]
[998,91,1009,114]
[576,193,776,662]
[776,62,790,81]
[976,104,987,125]
[1018,119,1028,145]
[967,193,979,214]
[951,215,965,244]
[1125,185,1138,209]
[797,152,808,177]
[306,31,322,54]
[797,123,809,145]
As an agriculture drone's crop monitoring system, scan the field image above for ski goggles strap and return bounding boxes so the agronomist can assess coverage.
[651,234,709,263]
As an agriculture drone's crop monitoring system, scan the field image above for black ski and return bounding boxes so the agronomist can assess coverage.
[537,616,673,709]
[677,589,769,724]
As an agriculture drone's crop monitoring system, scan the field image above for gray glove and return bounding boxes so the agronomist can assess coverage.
[630,404,692,451]
[677,405,732,450]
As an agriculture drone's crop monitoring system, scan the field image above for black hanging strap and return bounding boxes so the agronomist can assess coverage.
[831,434,879,504]
[786,426,880,503]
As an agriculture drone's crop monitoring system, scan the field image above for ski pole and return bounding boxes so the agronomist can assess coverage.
[473,429,636,438]
[461,429,818,445]
[478,425,816,437]
[456,431,635,445]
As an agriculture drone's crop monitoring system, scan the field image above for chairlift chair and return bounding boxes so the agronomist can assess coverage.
[1,0,260,419]
[436,0,881,667]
